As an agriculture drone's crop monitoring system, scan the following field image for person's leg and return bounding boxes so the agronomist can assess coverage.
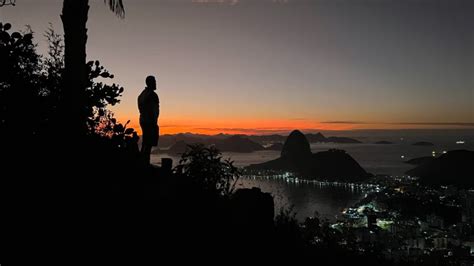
[141,143,152,165]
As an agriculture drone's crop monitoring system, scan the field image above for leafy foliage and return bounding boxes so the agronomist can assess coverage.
[0,23,42,135]
[85,59,124,134]
[175,144,241,197]
[94,110,138,152]
[0,21,135,143]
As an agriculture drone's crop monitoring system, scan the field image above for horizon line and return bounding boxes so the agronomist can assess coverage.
[151,127,474,136]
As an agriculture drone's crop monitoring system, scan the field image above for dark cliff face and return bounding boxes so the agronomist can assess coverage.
[281,130,312,160]
[407,150,474,187]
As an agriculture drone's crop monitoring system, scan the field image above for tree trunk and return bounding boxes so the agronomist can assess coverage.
[61,0,89,136]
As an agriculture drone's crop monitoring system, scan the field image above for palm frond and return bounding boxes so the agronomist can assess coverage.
[104,0,125,18]
[0,0,16,7]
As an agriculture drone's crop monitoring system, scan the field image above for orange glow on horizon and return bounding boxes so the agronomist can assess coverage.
[119,116,471,135]
[123,117,353,135]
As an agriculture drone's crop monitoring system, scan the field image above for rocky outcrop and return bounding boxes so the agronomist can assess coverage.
[247,130,371,181]
[281,130,312,160]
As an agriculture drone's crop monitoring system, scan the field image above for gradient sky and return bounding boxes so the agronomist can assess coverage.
[2,0,473,134]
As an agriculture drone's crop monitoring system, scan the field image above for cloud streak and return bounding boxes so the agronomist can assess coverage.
[194,127,297,134]
[391,122,474,127]
[322,121,474,127]
[321,121,369,124]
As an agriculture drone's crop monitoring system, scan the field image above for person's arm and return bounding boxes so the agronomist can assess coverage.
[154,93,160,121]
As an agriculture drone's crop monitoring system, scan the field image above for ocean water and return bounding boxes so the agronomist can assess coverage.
[235,177,366,221]
[151,130,474,220]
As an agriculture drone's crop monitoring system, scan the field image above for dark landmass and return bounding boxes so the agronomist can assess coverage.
[158,132,362,149]
[215,135,265,153]
[158,133,223,148]
[281,130,312,159]
[253,132,363,144]
[164,135,264,154]
[166,140,192,155]
[375,141,394,144]
[404,156,435,165]
[305,132,326,142]
[247,130,371,181]
[325,136,362,144]
[406,150,474,187]
[265,142,284,151]
[412,141,435,146]
[248,134,287,143]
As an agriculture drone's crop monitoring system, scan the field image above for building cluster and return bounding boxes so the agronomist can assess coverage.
[335,177,474,265]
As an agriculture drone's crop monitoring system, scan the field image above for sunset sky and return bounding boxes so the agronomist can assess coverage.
[2,0,473,134]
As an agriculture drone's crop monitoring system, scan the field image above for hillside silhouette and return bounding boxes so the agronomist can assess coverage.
[164,135,265,154]
[406,150,474,187]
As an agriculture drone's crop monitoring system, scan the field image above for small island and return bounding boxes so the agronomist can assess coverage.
[412,141,435,146]
[375,141,394,144]
[306,133,362,143]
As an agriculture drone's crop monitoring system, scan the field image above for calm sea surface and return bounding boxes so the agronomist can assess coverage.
[151,130,474,220]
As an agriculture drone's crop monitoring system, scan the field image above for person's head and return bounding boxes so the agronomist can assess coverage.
[146,75,156,90]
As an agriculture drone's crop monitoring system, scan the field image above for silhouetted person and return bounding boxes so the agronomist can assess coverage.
[138,75,159,165]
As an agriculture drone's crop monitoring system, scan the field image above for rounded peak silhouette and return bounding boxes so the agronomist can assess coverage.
[281,130,312,159]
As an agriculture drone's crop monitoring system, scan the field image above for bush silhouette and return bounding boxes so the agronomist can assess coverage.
[175,144,241,197]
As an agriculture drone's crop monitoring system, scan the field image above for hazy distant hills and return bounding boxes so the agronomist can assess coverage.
[247,130,371,182]
[248,132,361,144]
[216,135,265,153]
[164,135,265,155]
[158,132,362,153]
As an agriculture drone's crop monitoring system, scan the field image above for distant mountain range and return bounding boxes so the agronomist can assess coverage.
[157,132,362,153]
